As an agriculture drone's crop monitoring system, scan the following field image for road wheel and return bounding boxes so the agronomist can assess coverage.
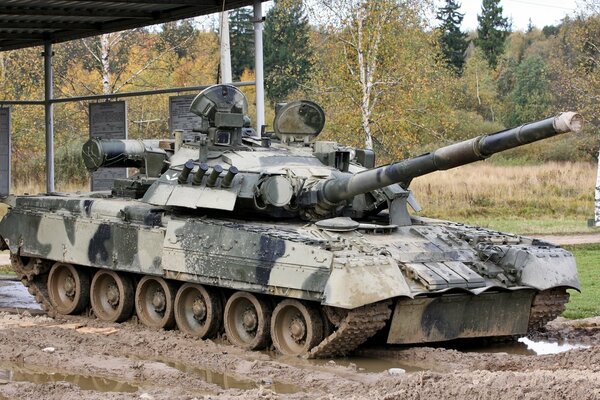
[271,299,324,356]
[174,283,222,338]
[47,262,89,315]
[224,292,271,350]
[90,270,134,322]
[135,276,176,329]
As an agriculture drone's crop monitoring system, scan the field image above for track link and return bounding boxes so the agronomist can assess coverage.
[528,287,570,332]
[308,300,392,359]
[11,255,55,317]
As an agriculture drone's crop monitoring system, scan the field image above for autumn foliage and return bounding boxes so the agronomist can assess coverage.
[0,0,598,191]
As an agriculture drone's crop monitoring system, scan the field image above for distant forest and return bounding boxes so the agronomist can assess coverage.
[0,0,598,187]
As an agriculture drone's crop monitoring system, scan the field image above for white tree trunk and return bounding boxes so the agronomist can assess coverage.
[100,34,111,95]
[354,3,386,151]
[355,7,373,150]
[595,149,600,226]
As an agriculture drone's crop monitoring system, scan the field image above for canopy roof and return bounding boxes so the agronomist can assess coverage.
[0,0,264,52]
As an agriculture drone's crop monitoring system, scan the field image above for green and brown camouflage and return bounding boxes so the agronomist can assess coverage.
[0,84,583,356]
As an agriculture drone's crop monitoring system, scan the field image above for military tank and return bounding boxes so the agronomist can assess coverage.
[0,84,582,357]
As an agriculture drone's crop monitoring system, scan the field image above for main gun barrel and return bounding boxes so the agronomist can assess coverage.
[322,112,583,204]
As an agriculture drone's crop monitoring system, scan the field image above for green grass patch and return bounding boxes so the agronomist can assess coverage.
[0,250,13,275]
[458,217,595,235]
[563,244,600,319]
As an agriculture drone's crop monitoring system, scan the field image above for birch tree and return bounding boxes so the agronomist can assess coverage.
[314,0,400,150]
[309,0,457,159]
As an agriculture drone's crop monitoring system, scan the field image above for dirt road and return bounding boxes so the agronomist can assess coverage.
[536,233,600,246]
[0,310,599,400]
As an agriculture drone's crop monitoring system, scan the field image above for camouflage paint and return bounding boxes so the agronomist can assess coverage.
[0,87,583,346]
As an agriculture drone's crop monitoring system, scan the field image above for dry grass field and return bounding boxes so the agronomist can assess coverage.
[410,161,596,234]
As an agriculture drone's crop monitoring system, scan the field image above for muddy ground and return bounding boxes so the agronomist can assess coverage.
[0,309,599,400]
[1,232,599,400]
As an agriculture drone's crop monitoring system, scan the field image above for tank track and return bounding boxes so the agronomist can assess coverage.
[308,300,392,359]
[10,255,56,317]
[9,254,567,355]
[12,254,392,358]
[528,287,570,332]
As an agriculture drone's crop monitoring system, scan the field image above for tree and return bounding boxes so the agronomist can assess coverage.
[542,25,560,37]
[436,0,468,73]
[310,0,458,158]
[264,0,313,103]
[507,56,552,125]
[458,47,500,121]
[476,0,510,68]
[548,12,600,159]
[62,31,145,95]
[156,19,197,59]
[229,7,254,80]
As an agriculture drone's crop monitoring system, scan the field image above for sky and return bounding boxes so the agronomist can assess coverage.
[445,0,582,31]
[198,0,584,33]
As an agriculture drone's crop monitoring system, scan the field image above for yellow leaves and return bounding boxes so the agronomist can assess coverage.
[310,1,461,162]
[1,29,225,187]
[239,68,257,122]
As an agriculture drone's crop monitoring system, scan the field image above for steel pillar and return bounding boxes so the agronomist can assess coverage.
[43,42,55,193]
[219,10,233,84]
[253,0,265,133]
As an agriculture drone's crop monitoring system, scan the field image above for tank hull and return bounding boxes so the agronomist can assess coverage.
[0,193,578,352]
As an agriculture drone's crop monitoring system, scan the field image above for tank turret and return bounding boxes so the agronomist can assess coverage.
[82,85,582,224]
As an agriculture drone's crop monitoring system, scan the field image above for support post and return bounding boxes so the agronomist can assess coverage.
[43,42,55,193]
[254,0,265,133]
[219,11,233,84]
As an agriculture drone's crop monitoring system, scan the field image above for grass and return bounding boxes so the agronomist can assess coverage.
[0,250,12,275]
[411,161,596,235]
[563,244,600,319]
[458,217,593,235]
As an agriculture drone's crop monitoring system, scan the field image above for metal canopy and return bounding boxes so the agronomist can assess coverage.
[0,0,265,52]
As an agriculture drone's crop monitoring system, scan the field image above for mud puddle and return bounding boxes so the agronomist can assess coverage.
[0,281,42,312]
[0,363,138,393]
[132,355,299,394]
[437,337,590,356]
[279,353,426,373]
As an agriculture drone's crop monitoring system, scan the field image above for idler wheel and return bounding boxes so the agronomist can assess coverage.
[47,262,90,315]
[90,270,134,322]
[224,292,271,350]
[135,276,176,329]
[271,299,323,356]
[174,283,223,338]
